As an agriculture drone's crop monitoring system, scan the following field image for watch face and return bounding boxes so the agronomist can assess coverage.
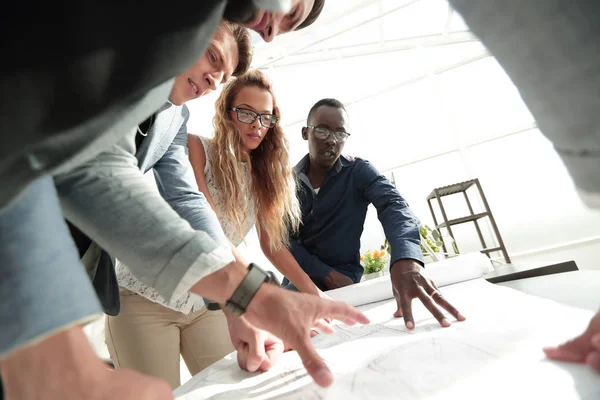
[227,263,271,316]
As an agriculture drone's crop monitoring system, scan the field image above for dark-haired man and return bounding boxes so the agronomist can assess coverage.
[290,98,466,330]
[227,0,325,42]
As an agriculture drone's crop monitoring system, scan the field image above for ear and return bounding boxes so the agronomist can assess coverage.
[302,127,309,140]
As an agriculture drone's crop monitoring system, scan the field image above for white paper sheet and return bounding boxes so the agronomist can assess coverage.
[174,279,600,399]
[327,252,493,307]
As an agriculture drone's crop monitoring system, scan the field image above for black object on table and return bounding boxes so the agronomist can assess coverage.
[485,260,578,284]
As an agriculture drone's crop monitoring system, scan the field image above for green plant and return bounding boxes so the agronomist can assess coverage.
[419,224,459,257]
[381,224,458,262]
[420,224,443,256]
[361,249,386,275]
[383,239,391,254]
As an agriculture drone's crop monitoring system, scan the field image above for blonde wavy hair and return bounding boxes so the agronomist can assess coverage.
[210,70,301,251]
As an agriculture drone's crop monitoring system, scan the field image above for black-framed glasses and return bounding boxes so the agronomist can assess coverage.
[230,107,279,128]
[307,126,351,142]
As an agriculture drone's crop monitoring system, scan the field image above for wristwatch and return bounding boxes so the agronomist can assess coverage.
[207,263,279,316]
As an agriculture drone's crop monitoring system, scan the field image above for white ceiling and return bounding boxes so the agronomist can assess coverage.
[250,0,472,69]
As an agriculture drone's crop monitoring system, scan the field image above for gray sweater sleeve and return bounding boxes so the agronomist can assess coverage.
[54,130,234,301]
[450,0,600,208]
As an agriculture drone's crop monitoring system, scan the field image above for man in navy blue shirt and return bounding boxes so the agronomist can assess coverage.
[290,98,465,329]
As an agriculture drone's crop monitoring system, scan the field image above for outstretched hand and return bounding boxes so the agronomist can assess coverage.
[544,311,600,374]
[390,259,465,329]
[243,283,370,387]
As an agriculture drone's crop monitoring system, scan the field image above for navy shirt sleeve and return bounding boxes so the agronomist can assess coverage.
[355,159,424,266]
[289,239,333,284]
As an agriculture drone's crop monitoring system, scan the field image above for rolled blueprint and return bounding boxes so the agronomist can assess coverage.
[327,252,493,307]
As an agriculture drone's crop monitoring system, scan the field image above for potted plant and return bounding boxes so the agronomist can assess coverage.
[360,249,388,281]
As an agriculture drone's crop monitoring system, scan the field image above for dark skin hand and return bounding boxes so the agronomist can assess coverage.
[391,259,466,329]
[324,269,354,290]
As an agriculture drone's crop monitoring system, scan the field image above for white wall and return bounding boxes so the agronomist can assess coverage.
[186,0,600,272]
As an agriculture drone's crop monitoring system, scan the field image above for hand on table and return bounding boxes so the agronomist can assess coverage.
[391,259,465,329]
[544,311,600,374]
[226,313,284,373]
[323,269,354,290]
[243,283,370,387]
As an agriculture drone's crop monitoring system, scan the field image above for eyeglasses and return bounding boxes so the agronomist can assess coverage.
[230,107,279,128]
[307,126,351,142]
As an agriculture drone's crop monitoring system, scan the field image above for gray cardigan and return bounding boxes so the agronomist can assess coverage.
[55,103,233,302]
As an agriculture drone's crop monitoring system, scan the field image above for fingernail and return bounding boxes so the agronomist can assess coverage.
[591,334,600,347]
[315,368,334,387]
[406,321,414,329]
[441,318,451,327]
[457,313,466,321]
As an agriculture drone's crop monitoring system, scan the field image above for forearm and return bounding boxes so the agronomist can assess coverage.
[375,199,423,264]
[387,236,424,267]
[190,261,249,304]
[55,133,234,301]
[373,198,423,265]
[358,161,424,265]
[0,177,101,358]
[288,240,333,283]
[264,246,320,295]
[231,243,248,265]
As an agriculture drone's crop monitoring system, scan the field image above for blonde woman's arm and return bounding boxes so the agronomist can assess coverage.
[258,227,328,298]
[188,134,247,265]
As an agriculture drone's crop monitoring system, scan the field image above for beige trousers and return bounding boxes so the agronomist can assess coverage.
[105,289,234,389]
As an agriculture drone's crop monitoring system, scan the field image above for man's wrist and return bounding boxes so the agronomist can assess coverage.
[243,282,278,324]
[191,261,249,304]
[391,258,422,274]
[224,263,268,316]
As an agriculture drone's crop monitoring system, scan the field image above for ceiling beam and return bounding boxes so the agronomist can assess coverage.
[251,0,420,68]
[258,31,477,68]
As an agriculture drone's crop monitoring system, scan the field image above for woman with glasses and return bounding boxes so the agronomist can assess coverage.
[104,70,327,389]
[187,70,325,299]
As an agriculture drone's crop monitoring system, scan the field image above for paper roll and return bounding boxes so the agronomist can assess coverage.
[327,252,493,307]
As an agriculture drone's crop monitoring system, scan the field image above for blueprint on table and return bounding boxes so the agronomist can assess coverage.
[174,279,600,400]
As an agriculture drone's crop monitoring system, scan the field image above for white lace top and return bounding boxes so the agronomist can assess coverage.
[116,135,256,314]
